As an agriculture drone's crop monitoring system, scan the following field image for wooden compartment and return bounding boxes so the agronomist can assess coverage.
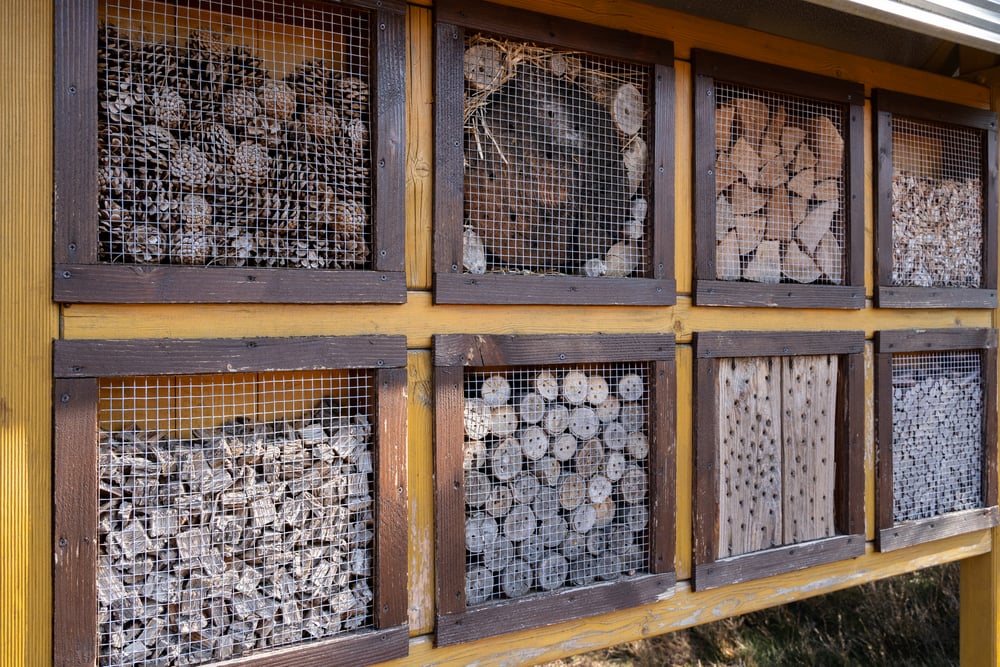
[433,334,675,644]
[693,332,865,590]
[53,337,408,667]
[873,90,998,308]
[54,0,405,303]
[433,0,674,304]
[875,329,999,551]
[692,51,865,308]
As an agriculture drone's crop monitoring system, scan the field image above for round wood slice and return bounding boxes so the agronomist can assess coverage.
[463,226,487,275]
[491,437,523,481]
[501,558,533,599]
[519,426,550,461]
[491,404,519,438]
[538,514,568,549]
[586,527,607,556]
[465,565,494,605]
[626,432,649,461]
[604,451,627,482]
[504,503,537,542]
[483,535,514,572]
[593,497,616,528]
[588,474,613,504]
[537,554,569,591]
[485,483,513,518]
[604,241,639,278]
[607,524,634,556]
[517,533,545,565]
[575,438,605,478]
[597,551,624,581]
[624,502,648,533]
[620,402,646,433]
[561,530,587,559]
[623,137,647,195]
[464,43,503,91]
[562,370,588,405]
[465,470,491,508]
[464,398,492,440]
[612,83,643,136]
[586,376,610,406]
[531,455,561,487]
[481,374,511,407]
[535,371,560,401]
[551,433,578,462]
[568,406,599,439]
[618,374,644,401]
[466,513,498,554]
[558,473,587,511]
[569,555,598,587]
[543,403,570,435]
[532,485,561,520]
[595,396,621,423]
[571,502,598,534]
[621,466,648,505]
[463,439,487,470]
[602,421,628,451]
[510,471,540,505]
[519,392,547,425]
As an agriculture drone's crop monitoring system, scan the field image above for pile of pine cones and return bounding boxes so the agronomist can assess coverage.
[98,25,371,269]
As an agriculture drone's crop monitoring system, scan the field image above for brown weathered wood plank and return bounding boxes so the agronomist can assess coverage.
[695,331,864,358]
[434,334,675,366]
[876,328,998,354]
[878,507,999,552]
[876,287,998,309]
[435,274,675,305]
[375,367,408,628]
[695,281,865,308]
[693,355,719,566]
[433,365,467,615]
[694,50,864,104]
[433,21,465,275]
[649,359,676,574]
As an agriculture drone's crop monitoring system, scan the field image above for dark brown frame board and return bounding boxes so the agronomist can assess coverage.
[872,90,998,309]
[433,0,675,305]
[692,331,865,591]
[433,334,677,645]
[692,50,865,309]
[53,0,407,304]
[52,336,409,667]
[874,328,999,552]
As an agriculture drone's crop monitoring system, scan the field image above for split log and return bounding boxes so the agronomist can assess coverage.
[815,231,843,284]
[783,241,822,283]
[716,104,736,152]
[717,194,736,238]
[730,182,766,216]
[766,186,794,242]
[731,136,761,188]
[792,143,817,174]
[811,115,844,180]
[796,199,838,255]
[744,240,782,284]
[715,154,739,195]
[813,178,840,202]
[716,230,742,281]
[787,167,814,200]
[781,126,806,165]
[758,155,788,189]
[735,214,766,254]
[734,97,769,146]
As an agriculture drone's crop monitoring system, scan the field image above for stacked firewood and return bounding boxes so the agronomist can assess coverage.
[714,95,845,284]
[462,37,647,277]
[892,364,983,522]
[98,23,370,270]
[463,368,651,604]
[98,399,374,666]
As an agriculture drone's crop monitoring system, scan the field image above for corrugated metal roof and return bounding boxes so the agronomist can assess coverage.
[804,0,1000,53]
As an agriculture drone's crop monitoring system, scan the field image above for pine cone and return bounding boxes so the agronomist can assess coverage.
[221,87,260,129]
[124,222,166,263]
[195,123,236,164]
[286,60,332,106]
[333,75,368,123]
[134,124,178,179]
[151,86,187,129]
[179,194,213,230]
[227,46,266,91]
[302,102,340,140]
[169,142,216,190]
[257,79,296,121]
[172,228,217,264]
[232,141,271,185]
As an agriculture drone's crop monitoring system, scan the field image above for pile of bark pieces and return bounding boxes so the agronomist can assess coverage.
[463,369,651,604]
[714,97,845,284]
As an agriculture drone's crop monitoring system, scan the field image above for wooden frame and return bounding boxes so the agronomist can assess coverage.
[874,328,999,552]
[53,0,406,304]
[872,90,999,308]
[433,334,676,645]
[433,0,675,305]
[52,336,409,667]
[692,331,865,590]
[692,50,865,308]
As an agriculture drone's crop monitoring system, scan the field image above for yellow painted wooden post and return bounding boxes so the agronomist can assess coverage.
[1,2,58,666]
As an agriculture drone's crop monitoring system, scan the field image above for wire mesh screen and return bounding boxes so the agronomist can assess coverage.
[716,354,839,557]
[891,351,984,523]
[462,363,652,605]
[713,83,846,285]
[98,0,371,270]
[462,34,651,277]
[891,117,983,288]
[97,371,376,666]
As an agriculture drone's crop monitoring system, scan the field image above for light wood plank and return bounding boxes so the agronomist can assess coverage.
[781,355,837,544]
[674,61,692,295]
[406,6,434,289]
[717,357,782,557]
[407,351,435,634]
[675,345,693,580]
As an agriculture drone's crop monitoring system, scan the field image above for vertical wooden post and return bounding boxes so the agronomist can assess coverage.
[961,73,1000,667]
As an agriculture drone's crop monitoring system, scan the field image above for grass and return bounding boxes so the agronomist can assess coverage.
[541,562,960,667]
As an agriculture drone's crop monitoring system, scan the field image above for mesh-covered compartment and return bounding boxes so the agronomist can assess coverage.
[715,354,838,557]
[96,371,376,666]
[713,83,847,285]
[462,363,652,605]
[462,35,651,278]
[891,351,984,522]
[98,0,372,270]
[890,117,983,288]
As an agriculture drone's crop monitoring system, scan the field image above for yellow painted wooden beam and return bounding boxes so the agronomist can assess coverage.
[1,2,57,666]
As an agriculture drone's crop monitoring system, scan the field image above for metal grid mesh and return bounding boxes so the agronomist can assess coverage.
[462,34,651,277]
[462,363,652,606]
[98,0,371,269]
[891,116,983,288]
[713,83,847,285]
[891,351,984,523]
[97,371,375,666]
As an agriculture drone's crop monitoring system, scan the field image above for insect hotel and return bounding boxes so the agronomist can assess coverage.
[4,0,1000,665]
